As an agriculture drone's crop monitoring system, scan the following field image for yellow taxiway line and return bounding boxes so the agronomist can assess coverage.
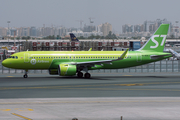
[11,113,32,120]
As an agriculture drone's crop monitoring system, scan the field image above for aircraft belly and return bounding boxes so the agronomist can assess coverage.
[21,63,51,69]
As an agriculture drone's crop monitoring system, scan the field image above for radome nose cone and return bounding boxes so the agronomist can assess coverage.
[2,60,7,67]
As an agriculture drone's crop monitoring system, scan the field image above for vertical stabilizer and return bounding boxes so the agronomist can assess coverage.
[70,33,79,41]
[137,24,169,52]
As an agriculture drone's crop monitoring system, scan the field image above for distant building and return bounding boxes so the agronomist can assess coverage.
[0,27,7,36]
[30,27,37,37]
[134,24,144,32]
[144,19,172,33]
[122,24,133,33]
[17,27,30,37]
[143,20,156,32]
[10,28,17,37]
[58,27,68,37]
[83,25,96,32]
[97,24,102,33]
[121,19,172,38]
[102,22,112,36]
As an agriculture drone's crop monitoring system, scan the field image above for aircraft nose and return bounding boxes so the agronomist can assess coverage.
[2,59,8,67]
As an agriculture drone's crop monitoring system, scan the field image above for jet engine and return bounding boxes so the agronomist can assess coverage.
[58,64,77,76]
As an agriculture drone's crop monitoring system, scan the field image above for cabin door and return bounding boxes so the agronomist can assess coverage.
[136,53,142,62]
[70,55,76,61]
[24,53,29,63]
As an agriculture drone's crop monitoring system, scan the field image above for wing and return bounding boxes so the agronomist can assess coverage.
[71,49,129,67]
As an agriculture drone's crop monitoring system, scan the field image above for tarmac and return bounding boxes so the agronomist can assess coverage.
[0,72,180,120]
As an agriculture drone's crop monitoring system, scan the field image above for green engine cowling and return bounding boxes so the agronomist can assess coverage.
[58,64,77,76]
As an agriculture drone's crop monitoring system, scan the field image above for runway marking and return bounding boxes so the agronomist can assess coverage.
[14,108,34,111]
[0,108,33,112]
[7,76,13,77]
[122,75,132,76]
[0,109,11,111]
[11,113,32,120]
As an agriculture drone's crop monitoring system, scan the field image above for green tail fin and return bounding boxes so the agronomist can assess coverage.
[138,24,169,52]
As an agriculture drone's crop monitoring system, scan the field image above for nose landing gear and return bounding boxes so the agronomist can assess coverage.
[23,70,28,78]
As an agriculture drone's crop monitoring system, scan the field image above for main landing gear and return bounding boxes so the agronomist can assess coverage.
[84,72,91,78]
[77,71,83,78]
[23,70,28,78]
[77,72,91,78]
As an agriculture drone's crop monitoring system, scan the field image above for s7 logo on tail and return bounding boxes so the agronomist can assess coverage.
[150,35,167,48]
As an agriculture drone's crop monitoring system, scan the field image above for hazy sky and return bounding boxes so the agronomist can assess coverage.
[0,0,180,33]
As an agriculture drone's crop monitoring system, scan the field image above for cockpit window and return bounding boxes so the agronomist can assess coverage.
[9,56,18,59]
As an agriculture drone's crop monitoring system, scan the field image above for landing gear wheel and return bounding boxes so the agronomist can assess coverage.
[23,70,28,78]
[84,73,91,78]
[77,72,83,78]
[23,74,28,78]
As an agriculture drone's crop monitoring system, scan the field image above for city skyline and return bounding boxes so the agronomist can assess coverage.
[1,18,180,39]
[1,0,180,33]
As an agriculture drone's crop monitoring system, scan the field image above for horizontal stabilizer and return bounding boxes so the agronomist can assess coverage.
[168,49,180,58]
[150,54,172,60]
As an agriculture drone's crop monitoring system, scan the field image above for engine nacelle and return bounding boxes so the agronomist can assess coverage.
[58,64,77,76]
[49,69,58,75]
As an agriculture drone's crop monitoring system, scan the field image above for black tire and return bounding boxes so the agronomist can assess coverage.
[84,73,91,78]
[77,72,83,78]
[23,74,28,78]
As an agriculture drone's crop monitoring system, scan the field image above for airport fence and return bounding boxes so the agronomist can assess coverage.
[0,59,180,74]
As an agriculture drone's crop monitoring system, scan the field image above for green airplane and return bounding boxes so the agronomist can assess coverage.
[2,24,172,78]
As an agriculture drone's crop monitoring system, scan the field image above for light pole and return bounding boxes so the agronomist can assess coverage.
[7,21,10,46]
